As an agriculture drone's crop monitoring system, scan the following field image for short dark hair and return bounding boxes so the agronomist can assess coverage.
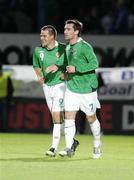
[65,19,83,36]
[41,25,57,39]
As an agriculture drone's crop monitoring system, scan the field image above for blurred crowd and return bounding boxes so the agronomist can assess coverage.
[0,0,36,33]
[0,0,134,34]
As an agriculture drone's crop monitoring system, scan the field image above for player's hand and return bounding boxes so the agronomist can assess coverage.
[38,76,44,85]
[45,65,58,73]
[66,65,76,73]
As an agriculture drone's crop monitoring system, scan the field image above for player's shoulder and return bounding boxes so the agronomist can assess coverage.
[34,45,44,52]
[81,40,93,49]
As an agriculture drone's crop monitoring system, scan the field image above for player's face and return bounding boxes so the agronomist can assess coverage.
[64,23,77,41]
[40,30,54,47]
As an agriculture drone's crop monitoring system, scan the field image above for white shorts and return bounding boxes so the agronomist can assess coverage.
[43,83,65,112]
[64,88,101,116]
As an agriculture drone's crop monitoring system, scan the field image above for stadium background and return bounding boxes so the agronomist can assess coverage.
[0,1,134,180]
[0,0,134,135]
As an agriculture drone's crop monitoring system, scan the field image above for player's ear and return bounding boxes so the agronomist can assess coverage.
[74,30,79,36]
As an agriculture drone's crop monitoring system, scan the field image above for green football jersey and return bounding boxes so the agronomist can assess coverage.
[66,38,99,93]
[33,42,66,86]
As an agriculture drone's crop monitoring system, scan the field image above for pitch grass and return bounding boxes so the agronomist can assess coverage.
[0,133,134,180]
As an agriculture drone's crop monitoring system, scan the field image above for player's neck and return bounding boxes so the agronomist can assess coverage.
[69,36,79,45]
[46,40,56,50]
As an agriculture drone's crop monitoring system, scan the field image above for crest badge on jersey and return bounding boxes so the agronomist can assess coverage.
[56,52,60,58]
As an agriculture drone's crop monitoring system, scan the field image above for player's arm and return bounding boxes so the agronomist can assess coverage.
[75,44,99,73]
[46,50,68,76]
[34,67,44,85]
[33,48,44,85]
[45,65,58,73]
